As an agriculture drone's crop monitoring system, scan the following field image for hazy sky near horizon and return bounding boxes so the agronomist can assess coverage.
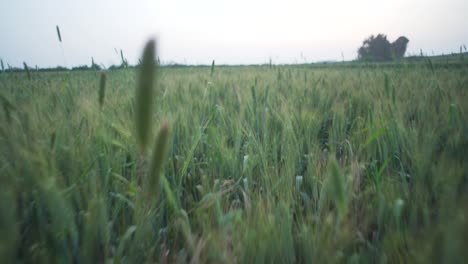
[1,0,467,67]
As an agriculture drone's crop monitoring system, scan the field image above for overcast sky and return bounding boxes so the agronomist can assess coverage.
[1,0,467,67]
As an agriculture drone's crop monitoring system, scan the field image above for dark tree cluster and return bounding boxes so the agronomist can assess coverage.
[358,34,409,61]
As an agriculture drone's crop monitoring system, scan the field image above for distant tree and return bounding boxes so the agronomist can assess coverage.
[358,34,409,61]
[108,64,127,70]
[72,65,90,71]
[357,34,392,61]
[391,36,409,59]
[39,66,68,72]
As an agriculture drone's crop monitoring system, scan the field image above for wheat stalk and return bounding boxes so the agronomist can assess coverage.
[136,39,156,151]
[23,62,31,80]
[56,25,67,67]
[211,60,215,76]
[147,123,170,200]
[98,72,106,109]
[56,25,62,42]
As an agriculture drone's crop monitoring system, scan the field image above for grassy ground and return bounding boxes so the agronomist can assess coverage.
[1,60,467,263]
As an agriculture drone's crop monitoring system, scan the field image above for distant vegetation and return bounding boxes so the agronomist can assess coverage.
[357,34,409,61]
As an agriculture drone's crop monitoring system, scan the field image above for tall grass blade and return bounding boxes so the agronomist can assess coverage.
[120,49,127,68]
[147,123,170,201]
[365,127,386,147]
[2,102,11,124]
[251,85,259,138]
[135,39,156,151]
[328,159,347,220]
[449,103,456,129]
[0,189,18,263]
[0,94,14,124]
[393,198,405,230]
[23,62,31,80]
[56,25,62,42]
[98,72,106,109]
[384,73,390,98]
[211,60,215,76]
[180,106,217,178]
[427,58,435,74]
[114,225,137,261]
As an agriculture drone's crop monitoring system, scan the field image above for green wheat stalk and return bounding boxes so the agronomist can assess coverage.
[98,72,106,109]
[120,49,128,68]
[211,60,215,76]
[56,25,62,42]
[23,62,31,80]
[147,123,170,200]
[0,94,14,124]
[91,57,98,70]
[136,39,156,151]
[449,103,456,129]
[56,25,67,67]
[384,73,390,98]
[134,39,172,215]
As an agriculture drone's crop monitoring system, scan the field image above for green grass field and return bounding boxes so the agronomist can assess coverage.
[1,55,467,262]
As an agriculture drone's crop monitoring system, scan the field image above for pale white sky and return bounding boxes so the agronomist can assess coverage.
[0,0,467,67]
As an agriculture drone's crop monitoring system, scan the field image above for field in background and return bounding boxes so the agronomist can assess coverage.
[1,63,467,262]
